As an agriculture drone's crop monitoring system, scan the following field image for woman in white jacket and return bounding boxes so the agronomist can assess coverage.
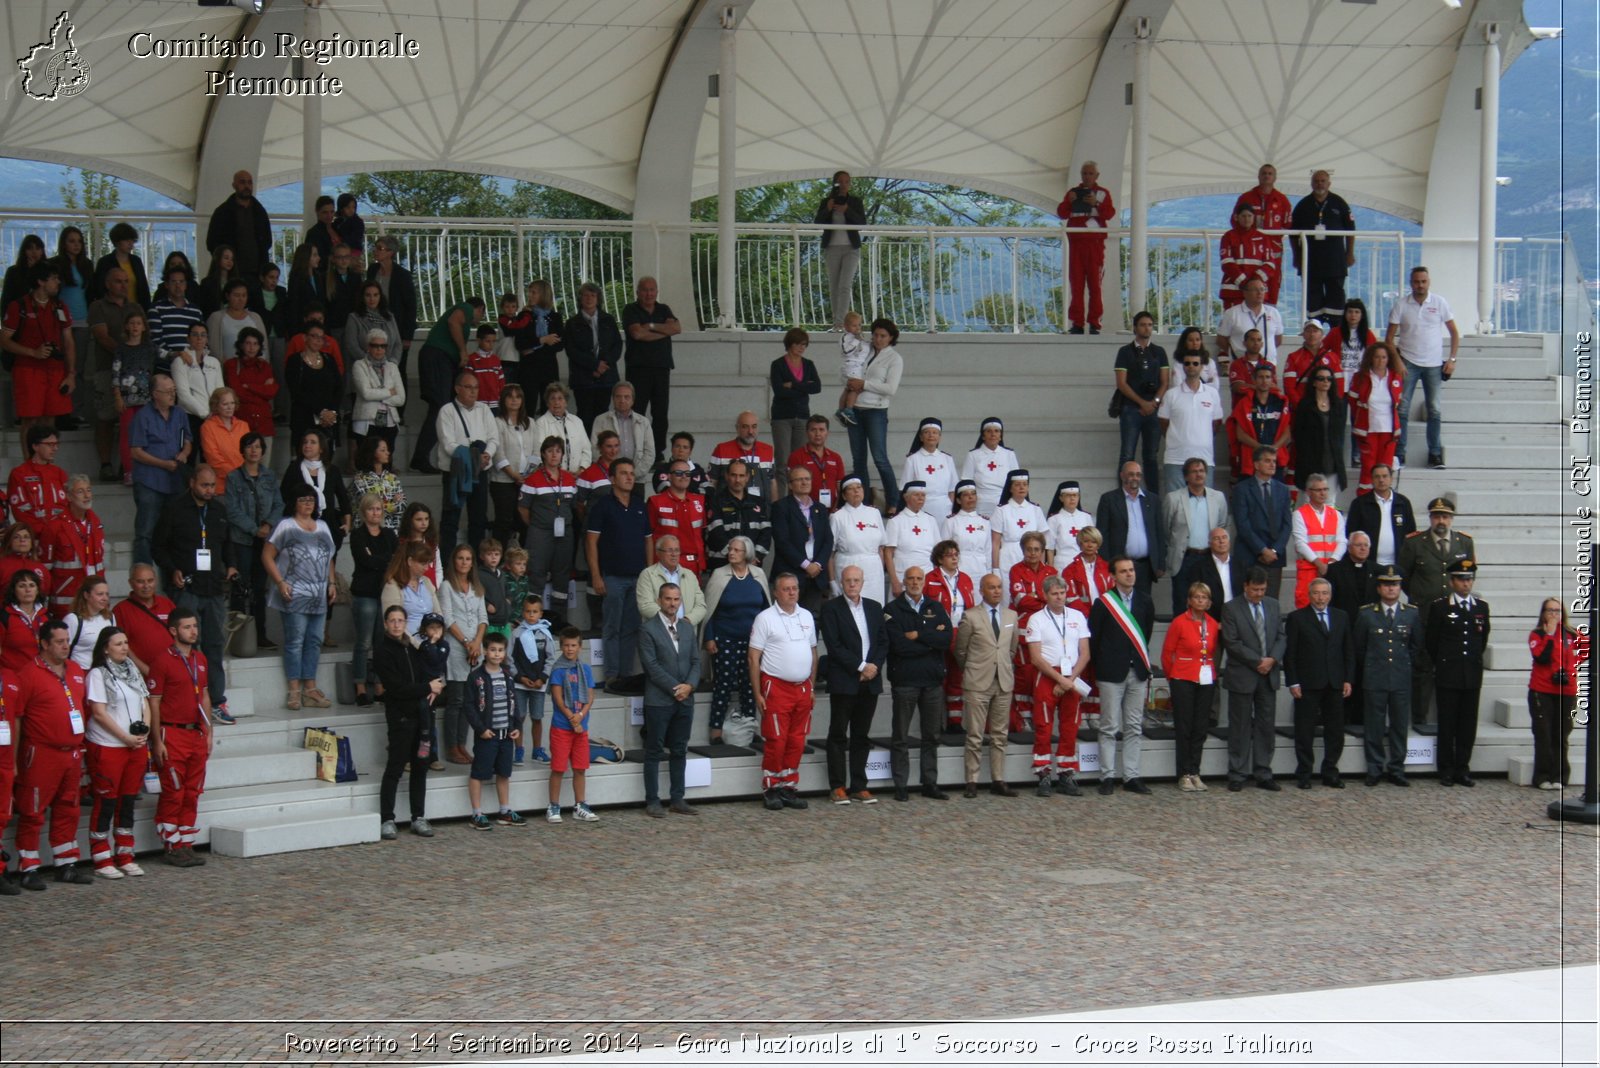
[844,317,903,511]
[491,384,541,546]
[170,321,225,452]
[350,329,406,453]
[532,383,592,476]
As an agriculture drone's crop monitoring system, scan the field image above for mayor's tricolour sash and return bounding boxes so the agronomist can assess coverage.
[1100,589,1150,672]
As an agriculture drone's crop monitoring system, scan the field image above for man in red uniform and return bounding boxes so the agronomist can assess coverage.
[748,573,818,809]
[113,563,176,674]
[1219,205,1278,310]
[1,262,77,453]
[43,474,106,614]
[1056,161,1115,334]
[646,462,708,576]
[708,411,776,501]
[6,425,69,535]
[1233,164,1292,305]
[786,415,846,511]
[1281,320,1343,408]
[1008,530,1057,733]
[147,607,214,867]
[12,620,93,888]
[0,667,20,894]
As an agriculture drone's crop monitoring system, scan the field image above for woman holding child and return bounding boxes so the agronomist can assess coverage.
[375,604,442,840]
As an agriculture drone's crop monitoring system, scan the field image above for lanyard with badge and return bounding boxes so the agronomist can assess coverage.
[195,504,212,572]
[38,657,85,736]
[178,649,204,718]
[1197,616,1214,686]
[1047,609,1073,672]
[0,683,9,746]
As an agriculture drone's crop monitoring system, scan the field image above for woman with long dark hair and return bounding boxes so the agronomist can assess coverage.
[0,570,48,671]
[374,604,441,839]
[491,383,539,546]
[350,493,399,706]
[197,244,239,319]
[284,322,343,457]
[1,234,47,312]
[1290,365,1347,496]
[1527,598,1588,791]
[84,626,153,878]
[351,435,407,533]
[844,318,903,509]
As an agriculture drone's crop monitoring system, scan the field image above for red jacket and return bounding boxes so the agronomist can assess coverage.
[647,491,708,573]
[1059,555,1110,619]
[0,557,51,605]
[1008,561,1056,625]
[1529,628,1587,696]
[0,603,49,673]
[924,567,975,620]
[1347,368,1404,438]
[224,355,279,437]
[1281,346,1344,408]
[1229,391,1292,475]
[42,510,106,613]
[1219,226,1279,307]
[786,446,846,510]
[1057,183,1115,238]
[112,595,176,671]
[1161,611,1219,684]
[1233,187,1292,241]
[6,461,68,535]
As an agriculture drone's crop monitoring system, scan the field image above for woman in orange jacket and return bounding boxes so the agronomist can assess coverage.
[1161,581,1219,792]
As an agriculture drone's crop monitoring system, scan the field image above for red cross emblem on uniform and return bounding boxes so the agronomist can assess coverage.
[911,526,923,536]
[986,461,997,471]
[856,521,867,531]
[1069,527,1080,538]
[1016,518,1027,529]
[925,464,936,475]
[965,525,977,534]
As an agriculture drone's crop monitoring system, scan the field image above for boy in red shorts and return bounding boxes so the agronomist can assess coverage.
[546,626,599,823]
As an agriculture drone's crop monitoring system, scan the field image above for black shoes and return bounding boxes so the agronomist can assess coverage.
[921,786,949,801]
[668,800,698,815]
[1439,775,1455,788]
[762,790,784,811]
[1386,771,1410,787]
[1122,778,1152,795]
[894,786,910,802]
[1365,772,1381,787]
[1056,775,1082,797]
[963,783,979,799]
[1097,777,1118,796]
[1068,325,1085,335]
[1036,777,1053,798]
[1228,780,1245,792]
[55,864,94,885]
[990,783,1019,798]
[1428,453,1445,470]
[779,789,809,809]
[1297,776,1314,790]
[645,801,667,818]
[1323,774,1344,789]
[1256,778,1282,792]
[1457,773,1476,787]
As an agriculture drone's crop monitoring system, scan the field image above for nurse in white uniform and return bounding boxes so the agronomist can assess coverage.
[829,476,887,605]
[1045,479,1095,569]
[960,417,1019,519]
[991,469,1048,576]
[882,481,941,597]
[940,479,993,588]
[900,417,957,509]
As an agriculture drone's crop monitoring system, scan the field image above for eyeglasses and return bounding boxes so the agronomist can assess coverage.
[1181,359,1202,366]
[670,470,690,477]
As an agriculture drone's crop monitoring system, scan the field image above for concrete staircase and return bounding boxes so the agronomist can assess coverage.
[2,329,1583,861]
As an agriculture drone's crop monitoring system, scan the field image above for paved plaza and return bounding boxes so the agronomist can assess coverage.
[2,779,1595,1064]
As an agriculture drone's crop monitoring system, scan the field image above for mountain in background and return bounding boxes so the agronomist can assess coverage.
[1,0,1591,275]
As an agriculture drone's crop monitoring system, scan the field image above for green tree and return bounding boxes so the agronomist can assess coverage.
[59,168,121,255]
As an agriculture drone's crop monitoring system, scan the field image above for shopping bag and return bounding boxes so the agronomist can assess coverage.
[335,735,359,783]
[304,726,339,782]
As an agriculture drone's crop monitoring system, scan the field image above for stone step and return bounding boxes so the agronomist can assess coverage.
[1505,752,1588,787]
[209,811,382,858]
[1493,698,1531,730]
[203,746,319,790]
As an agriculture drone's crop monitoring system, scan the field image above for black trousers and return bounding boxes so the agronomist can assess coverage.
[1434,683,1481,778]
[891,683,943,788]
[439,475,488,558]
[1169,679,1213,776]
[489,480,527,547]
[629,365,671,460]
[1304,269,1347,322]
[518,354,560,413]
[409,346,456,469]
[379,700,429,823]
[1528,690,1575,786]
[1293,684,1346,777]
[575,388,609,432]
[1131,556,1156,602]
[826,691,877,791]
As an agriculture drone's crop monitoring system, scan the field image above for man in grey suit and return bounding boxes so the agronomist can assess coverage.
[1220,566,1286,791]
[1162,457,1230,617]
[637,583,702,817]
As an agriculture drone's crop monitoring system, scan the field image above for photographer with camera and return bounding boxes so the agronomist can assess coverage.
[814,170,866,331]
[84,626,152,879]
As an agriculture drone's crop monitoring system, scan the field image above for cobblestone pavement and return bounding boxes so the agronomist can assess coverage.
[1,780,1595,1064]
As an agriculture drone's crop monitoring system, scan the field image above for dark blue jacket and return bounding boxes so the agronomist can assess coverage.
[1230,475,1293,567]
[770,495,834,595]
[819,595,887,695]
[883,594,952,689]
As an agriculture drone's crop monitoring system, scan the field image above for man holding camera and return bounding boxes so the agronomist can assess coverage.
[815,170,866,330]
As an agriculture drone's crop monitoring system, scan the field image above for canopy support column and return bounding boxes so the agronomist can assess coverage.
[716,6,739,329]
[301,0,323,229]
[1476,22,1501,335]
[1128,16,1151,318]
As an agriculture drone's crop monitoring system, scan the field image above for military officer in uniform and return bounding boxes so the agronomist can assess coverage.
[1397,497,1474,728]
[1425,560,1489,786]
[1353,565,1422,786]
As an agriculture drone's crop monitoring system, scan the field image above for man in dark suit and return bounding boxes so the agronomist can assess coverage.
[883,566,953,801]
[1344,463,1416,567]
[819,564,888,804]
[637,583,703,817]
[1195,526,1245,622]
[1230,446,1292,603]
[1220,566,1286,791]
[1282,578,1355,788]
[1353,566,1423,786]
[1326,530,1379,737]
[1425,560,1490,787]
[1094,461,1165,601]
[771,466,834,617]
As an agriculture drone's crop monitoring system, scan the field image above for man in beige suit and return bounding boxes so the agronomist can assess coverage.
[954,573,1021,797]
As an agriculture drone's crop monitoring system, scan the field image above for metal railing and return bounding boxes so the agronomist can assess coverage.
[0,208,1582,337]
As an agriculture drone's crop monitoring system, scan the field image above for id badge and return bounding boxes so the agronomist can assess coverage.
[1314,222,1327,240]
[0,720,10,745]
[819,489,833,508]
[195,549,213,572]
[374,407,390,428]
[68,708,85,734]
[552,516,565,538]
[1199,665,1214,686]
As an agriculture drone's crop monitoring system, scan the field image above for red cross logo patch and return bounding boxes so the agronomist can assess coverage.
[856,522,867,531]
[925,464,936,475]
[965,525,977,534]
[911,526,923,536]
[1016,518,1027,529]
[986,461,997,471]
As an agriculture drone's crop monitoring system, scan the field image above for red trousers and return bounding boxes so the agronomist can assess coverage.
[13,742,84,870]
[154,725,208,848]
[1067,236,1107,328]
[1031,679,1083,776]
[1012,654,1036,733]
[118,404,144,480]
[1357,432,1396,494]
[88,742,146,868]
[759,675,812,792]
[0,744,13,826]
[943,653,964,728]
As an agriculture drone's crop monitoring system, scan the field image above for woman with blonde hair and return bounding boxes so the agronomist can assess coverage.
[200,387,250,485]
[439,543,488,763]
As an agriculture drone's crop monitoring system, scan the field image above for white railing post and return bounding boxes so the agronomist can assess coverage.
[926,228,936,332]
[1477,22,1501,334]
[1010,239,1021,333]
[515,219,527,294]
[869,238,881,321]
[1202,230,1213,331]
[1060,226,1070,332]
[580,230,591,284]
[1155,242,1166,331]
[716,7,739,329]
[435,228,448,316]
[790,224,803,328]
[1129,16,1151,317]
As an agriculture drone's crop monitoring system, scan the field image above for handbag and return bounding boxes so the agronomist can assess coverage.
[335,734,358,783]
[303,726,340,782]
[587,736,624,764]
[1107,389,1125,418]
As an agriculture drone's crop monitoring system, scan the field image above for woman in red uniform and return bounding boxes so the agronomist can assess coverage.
[0,522,51,606]
[1162,582,1219,793]
[1060,526,1111,732]
[84,626,151,877]
[1007,530,1055,733]
[924,540,976,731]
[1347,341,1404,493]
[0,571,50,672]
[1527,598,1588,791]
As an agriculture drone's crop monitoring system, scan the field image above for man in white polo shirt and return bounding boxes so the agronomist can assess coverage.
[1385,266,1460,471]
[1157,346,1224,494]
[748,572,818,811]
[1215,278,1285,371]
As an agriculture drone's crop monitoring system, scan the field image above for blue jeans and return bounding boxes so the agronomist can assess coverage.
[643,700,695,803]
[1398,359,1443,458]
[280,609,326,682]
[847,406,897,507]
[351,596,381,685]
[1119,405,1163,494]
[131,483,166,566]
[601,574,639,682]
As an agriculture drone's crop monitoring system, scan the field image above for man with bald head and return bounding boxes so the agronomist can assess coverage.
[883,565,953,801]
[819,564,888,803]
[205,170,273,276]
[622,276,681,461]
[1233,164,1292,305]
[710,411,776,502]
[1290,169,1356,325]
[954,572,1020,796]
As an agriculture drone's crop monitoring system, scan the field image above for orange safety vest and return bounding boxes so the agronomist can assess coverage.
[1293,504,1341,609]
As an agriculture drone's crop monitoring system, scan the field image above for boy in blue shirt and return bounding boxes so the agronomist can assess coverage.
[546,626,599,823]
[464,633,524,829]
[511,594,555,765]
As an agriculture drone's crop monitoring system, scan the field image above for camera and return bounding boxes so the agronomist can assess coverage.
[1551,669,1570,687]
[128,721,150,737]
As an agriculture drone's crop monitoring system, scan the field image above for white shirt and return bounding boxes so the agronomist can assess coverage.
[885,508,941,581]
[748,602,816,682]
[1157,379,1223,465]
[961,445,1019,516]
[1211,555,1236,605]
[85,664,149,747]
[433,398,501,471]
[941,510,993,582]
[1025,605,1090,674]
[63,613,113,670]
[1365,370,1396,433]
[846,595,871,671]
[532,410,593,475]
[658,611,681,651]
[1218,302,1285,366]
[1388,292,1454,368]
[1047,508,1094,565]
[901,449,957,504]
[172,351,225,419]
[1371,493,1397,564]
